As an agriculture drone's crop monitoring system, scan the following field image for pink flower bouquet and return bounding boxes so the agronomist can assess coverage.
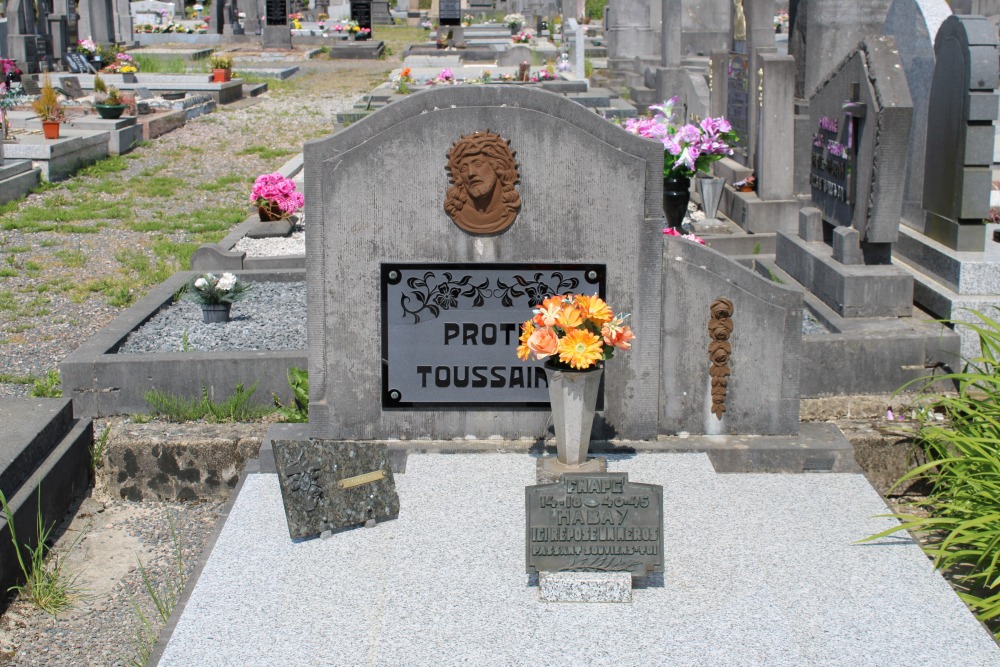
[250,173,304,221]
[623,98,738,179]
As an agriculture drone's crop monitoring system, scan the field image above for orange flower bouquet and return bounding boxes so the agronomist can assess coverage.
[516,293,635,371]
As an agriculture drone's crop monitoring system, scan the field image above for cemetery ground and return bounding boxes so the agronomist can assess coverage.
[0,44,403,667]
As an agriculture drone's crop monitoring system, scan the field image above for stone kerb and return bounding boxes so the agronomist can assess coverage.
[660,235,802,436]
[304,85,664,442]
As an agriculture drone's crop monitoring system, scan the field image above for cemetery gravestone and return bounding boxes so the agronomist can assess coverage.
[438,0,460,26]
[272,439,399,540]
[776,37,915,317]
[131,0,175,25]
[804,0,894,97]
[526,472,663,577]
[263,0,292,48]
[304,86,664,442]
[350,0,373,37]
[882,0,952,226]
[64,52,94,74]
[920,14,998,252]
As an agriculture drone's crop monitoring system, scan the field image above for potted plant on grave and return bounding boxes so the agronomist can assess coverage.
[94,78,127,120]
[32,77,65,140]
[517,293,634,472]
[184,272,251,323]
[621,97,738,229]
[209,52,234,83]
[1,58,21,90]
[249,172,304,237]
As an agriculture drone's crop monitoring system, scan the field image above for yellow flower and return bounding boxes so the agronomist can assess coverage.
[575,294,613,326]
[557,328,604,370]
[517,320,534,360]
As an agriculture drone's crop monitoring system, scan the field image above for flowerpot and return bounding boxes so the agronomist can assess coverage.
[201,303,231,323]
[41,121,59,140]
[696,174,726,222]
[95,103,126,119]
[258,204,284,222]
[663,176,691,229]
[123,72,138,83]
[213,68,231,83]
[544,360,603,468]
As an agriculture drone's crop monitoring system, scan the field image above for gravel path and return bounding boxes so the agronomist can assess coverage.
[0,49,394,666]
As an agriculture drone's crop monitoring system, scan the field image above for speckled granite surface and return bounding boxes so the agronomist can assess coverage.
[157,453,1000,667]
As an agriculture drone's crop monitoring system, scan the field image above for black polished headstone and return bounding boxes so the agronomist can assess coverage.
[526,472,663,577]
[265,0,287,25]
[439,0,460,26]
[273,439,400,540]
[350,0,372,30]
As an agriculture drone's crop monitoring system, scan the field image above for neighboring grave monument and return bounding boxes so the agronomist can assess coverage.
[776,37,914,318]
[882,0,952,226]
[263,0,292,48]
[803,0,894,97]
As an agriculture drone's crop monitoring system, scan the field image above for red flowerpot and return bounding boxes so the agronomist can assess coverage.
[42,121,60,140]
[213,68,232,83]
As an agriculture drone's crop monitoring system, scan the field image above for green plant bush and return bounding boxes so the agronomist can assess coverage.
[144,382,274,422]
[863,308,1000,636]
[273,367,308,423]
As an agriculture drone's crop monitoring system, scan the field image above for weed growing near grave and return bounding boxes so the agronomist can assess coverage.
[53,249,87,268]
[29,370,62,397]
[0,486,83,616]
[144,382,274,422]
[273,367,308,422]
[129,516,185,667]
[238,145,295,160]
[0,372,36,384]
[91,425,110,474]
[863,308,1000,637]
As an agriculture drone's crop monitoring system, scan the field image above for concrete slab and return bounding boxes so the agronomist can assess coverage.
[3,131,110,181]
[0,398,73,493]
[154,453,1000,666]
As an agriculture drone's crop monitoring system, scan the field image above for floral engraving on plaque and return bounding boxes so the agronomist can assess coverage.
[708,297,734,418]
[444,131,521,234]
[400,271,492,323]
[494,272,580,307]
[563,556,643,572]
[284,449,323,513]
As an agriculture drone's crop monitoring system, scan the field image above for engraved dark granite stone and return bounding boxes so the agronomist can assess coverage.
[525,473,663,577]
[273,439,399,539]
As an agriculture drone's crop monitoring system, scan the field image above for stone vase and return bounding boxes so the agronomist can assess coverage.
[544,361,603,468]
[201,303,231,323]
[663,176,691,229]
[696,174,726,222]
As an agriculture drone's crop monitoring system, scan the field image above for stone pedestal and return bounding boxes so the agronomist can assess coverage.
[262,25,292,48]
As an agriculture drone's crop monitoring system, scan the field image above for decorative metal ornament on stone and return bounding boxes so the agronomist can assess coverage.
[273,439,399,540]
[708,297,734,418]
[444,131,521,235]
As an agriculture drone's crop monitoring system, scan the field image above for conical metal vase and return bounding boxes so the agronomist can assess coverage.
[696,175,726,222]
[544,362,603,466]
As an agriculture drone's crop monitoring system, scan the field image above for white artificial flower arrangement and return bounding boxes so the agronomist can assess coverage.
[185,272,251,305]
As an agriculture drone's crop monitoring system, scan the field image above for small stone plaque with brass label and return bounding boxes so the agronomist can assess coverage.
[525,473,663,577]
[273,440,400,540]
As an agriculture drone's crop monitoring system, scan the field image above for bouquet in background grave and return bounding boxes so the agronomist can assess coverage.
[504,13,525,29]
[184,272,251,305]
[251,173,304,221]
[622,97,738,180]
[76,39,97,56]
[512,29,533,44]
[101,52,138,74]
[517,294,634,371]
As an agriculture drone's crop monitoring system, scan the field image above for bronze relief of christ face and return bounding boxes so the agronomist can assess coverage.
[444,131,522,234]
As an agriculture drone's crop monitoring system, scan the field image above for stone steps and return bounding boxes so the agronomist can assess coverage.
[0,398,92,598]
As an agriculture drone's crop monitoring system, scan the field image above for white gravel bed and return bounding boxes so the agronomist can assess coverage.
[231,226,306,257]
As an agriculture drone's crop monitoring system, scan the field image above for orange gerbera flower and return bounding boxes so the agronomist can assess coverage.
[517,320,534,360]
[555,304,583,330]
[575,294,613,326]
[557,328,605,370]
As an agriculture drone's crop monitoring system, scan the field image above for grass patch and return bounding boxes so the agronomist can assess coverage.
[129,516,184,666]
[160,206,247,236]
[77,155,129,178]
[151,240,200,270]
[134,176,187,199]
[53,249,88,267]
[145,382,275,422]
[131,54,188,74]
[195,174,248,192]
[115,248,174,286]
[237,145,295,160]
[0,268,17,277]
[0,372,36,384]
[29,370,61,397]
[13,196,131,224]
[7,245,30,253]
[0,486,82,617]
[0,289,16,310]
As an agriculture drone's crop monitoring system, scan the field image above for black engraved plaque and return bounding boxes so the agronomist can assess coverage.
[266,0,288,25]
[350,0,372,29]
[526,473,663,577]
[381,263,605,408]
[439,0,461,26]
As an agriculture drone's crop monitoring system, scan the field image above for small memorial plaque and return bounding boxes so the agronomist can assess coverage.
[526,473,663,577]
[265,0,288,25]
[64,52,92,74]
[381,263,605,408]
[273,439,399,539]
[60,77,85,100]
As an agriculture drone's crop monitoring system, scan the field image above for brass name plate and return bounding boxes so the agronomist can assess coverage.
[337,469,387,489]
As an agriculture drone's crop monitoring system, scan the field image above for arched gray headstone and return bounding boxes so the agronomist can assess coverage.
[921,14,999,251]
